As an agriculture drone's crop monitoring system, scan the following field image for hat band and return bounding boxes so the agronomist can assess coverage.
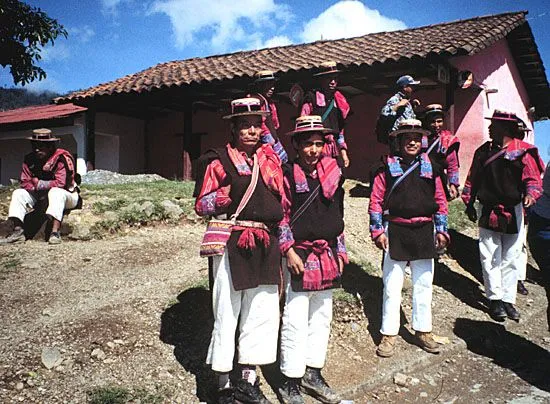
[32,134,54,140]
[231,104,262,114]
[294,121,326,131]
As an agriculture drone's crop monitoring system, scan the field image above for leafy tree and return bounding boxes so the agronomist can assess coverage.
[0,0,67,85]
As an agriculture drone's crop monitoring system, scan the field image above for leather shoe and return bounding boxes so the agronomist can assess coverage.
[488,300,506,322]
[502,302,520,321]
[517,281,529,296]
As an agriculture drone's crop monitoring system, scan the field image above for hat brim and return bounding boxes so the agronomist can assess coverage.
[254,77,279,83]
[26,137,60,142]
[313,70,342,77]
[484,116,518,122]
[389,128,430,137]
[222,111,269,120]
[285,127,336,136]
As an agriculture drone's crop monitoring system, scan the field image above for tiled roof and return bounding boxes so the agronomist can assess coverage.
[57,11,547,107]
[0,103,87,125]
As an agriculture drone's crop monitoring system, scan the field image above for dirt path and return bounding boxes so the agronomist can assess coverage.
[0,186,548,403]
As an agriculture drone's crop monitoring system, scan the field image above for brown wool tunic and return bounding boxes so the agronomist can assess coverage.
[218,149,283,291]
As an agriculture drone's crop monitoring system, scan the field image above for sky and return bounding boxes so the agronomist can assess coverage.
[1,0,549,159]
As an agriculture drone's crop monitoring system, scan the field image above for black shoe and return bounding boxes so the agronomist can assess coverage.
[503,302,521,321]
[277,378,304,404]
[218,387,234,404]
[300,367,341,404]
[517,281,529,296]
[234,377,271,404]
[488,300,507,322]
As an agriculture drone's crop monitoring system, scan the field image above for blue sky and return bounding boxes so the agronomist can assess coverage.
[1,0,549,159]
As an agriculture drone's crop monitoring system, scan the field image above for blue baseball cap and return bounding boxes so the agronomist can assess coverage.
[396,75,420,88]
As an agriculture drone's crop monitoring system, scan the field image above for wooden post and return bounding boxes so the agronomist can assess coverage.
[182,101,193,180]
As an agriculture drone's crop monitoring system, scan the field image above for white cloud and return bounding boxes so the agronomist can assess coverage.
[39,43,70,63]
[259,35,293,49]
[149,0,292,51]
[23,76,63,94]
[69,26,96,43]
[300,0,406,43]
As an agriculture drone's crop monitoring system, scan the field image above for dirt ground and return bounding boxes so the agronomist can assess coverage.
[0,183,549,403]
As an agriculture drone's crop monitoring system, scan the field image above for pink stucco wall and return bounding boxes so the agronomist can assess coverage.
[449,38,534,182]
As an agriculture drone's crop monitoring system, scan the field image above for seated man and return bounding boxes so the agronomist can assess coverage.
[2,128,80,245]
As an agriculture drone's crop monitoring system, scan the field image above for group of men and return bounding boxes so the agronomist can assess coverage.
[193,62,546,404]
[2,62,547,404]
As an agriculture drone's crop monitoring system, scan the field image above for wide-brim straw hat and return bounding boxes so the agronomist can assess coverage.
[389,119,430,137]
[26,128,60,142]
[313,61,342,77]
[286,115,336,136]
[222,97,269,119]
[254,70,278,82]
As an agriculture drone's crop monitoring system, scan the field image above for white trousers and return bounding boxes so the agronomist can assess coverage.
[279,259,333,378]
[207,253,279,373]
[512,222,528,282]
[8,188,79,223]
[479,203,524,304]
[381,251,434,336]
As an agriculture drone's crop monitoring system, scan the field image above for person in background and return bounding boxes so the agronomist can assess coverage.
[422,104,461,200]
[462,110,544,323]
[277,116,347,404]
[194,98,286,404]
[527,161,550,330]
[301,61,351,168]
[249,70,288,163]
[369,119,449,358]
[1,128,80,245]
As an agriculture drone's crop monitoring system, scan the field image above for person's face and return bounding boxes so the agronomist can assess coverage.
[489,121,507,144]
[430,117,444,134]
[233,115,262,151]
[320,74,338,92]
[258,80,275,98]
[403,85,414,96]
[32,142,55,160]
[297,133,325,168]
[399,132,422,157]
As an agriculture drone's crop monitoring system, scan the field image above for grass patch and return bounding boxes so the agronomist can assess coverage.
[0,252,21,279]
[87,386,163,404]
[333,288,359,303]
[448,199,476,232]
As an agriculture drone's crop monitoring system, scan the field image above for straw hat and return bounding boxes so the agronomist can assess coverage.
[313,61,342,77]
[389,119,430,138]
[286,115,335,136]
[484,110,519,122]
[254,70,278,82]
[222,98,269,119]
[26,128,60,142]
[424,103,445,118]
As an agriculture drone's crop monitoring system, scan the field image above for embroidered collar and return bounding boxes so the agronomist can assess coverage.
[387,153,433,179]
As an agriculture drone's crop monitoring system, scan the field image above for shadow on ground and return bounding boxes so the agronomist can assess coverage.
[454,317,550,392]
[159,287,216,402]
[342,261,415,345]
[348,184,371,198]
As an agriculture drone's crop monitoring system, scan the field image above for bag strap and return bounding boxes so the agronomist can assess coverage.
[483,147,507,168]
[426,137,440,155]
[321,99,335,122]
[290,183,321,228]
[232,154,259,220]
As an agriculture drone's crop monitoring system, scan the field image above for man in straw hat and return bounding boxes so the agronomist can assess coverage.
[422,103,461,200]
[1,128,80,245]
[276,115,347,404]
[300,61,351,168]
[462,110,544,322]
[369,119,449,358]
[194,97,287,403]
[248,70,288,163]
